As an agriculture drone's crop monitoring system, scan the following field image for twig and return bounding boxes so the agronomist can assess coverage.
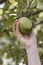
[24,9,43,17]
[15,9,43,19]
[27,0,34,9]
[17,0,34,19]
[33,20,43,28]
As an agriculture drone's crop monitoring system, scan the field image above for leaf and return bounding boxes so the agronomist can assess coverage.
[15,0,27,15]
[37,30,43,41]
[0,9,3,15]
[3,16,14,29]
[3,1,10,12]
[9,0,18,7]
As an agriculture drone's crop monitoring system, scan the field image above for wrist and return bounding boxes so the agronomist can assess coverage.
[25,44,37,51]
[26,45,41,65]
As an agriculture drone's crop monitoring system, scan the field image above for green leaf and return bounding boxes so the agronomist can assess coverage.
[3,1,10,12]
[15,0,27,15]
[37,30,43,41]
[3,16,14,29]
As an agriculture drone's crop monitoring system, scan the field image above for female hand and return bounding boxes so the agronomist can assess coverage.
[13,19,41,65]
[13,19,37,49]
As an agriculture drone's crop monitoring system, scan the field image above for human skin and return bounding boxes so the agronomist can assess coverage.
[13,19,41,65]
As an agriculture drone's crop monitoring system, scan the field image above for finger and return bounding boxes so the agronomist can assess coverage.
[16,21,26,43]
[13,19,18,36]
[16,21,23,38]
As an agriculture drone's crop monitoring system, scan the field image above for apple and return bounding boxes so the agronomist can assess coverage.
[19,17,32,34]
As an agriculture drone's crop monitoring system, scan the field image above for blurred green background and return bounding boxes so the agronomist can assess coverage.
[0,0,43,65]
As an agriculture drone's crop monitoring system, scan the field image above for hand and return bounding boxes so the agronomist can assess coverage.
[13,20,41,65]
[13,19,37,49]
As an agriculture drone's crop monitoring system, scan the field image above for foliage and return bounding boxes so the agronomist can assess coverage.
[0,0,43,65]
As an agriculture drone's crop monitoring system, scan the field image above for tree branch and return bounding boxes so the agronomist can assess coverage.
[15,9,43,27]
[16,9,43,19]
[25,9,43,17]
[27,0,34,8]
[33,20,43,28]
